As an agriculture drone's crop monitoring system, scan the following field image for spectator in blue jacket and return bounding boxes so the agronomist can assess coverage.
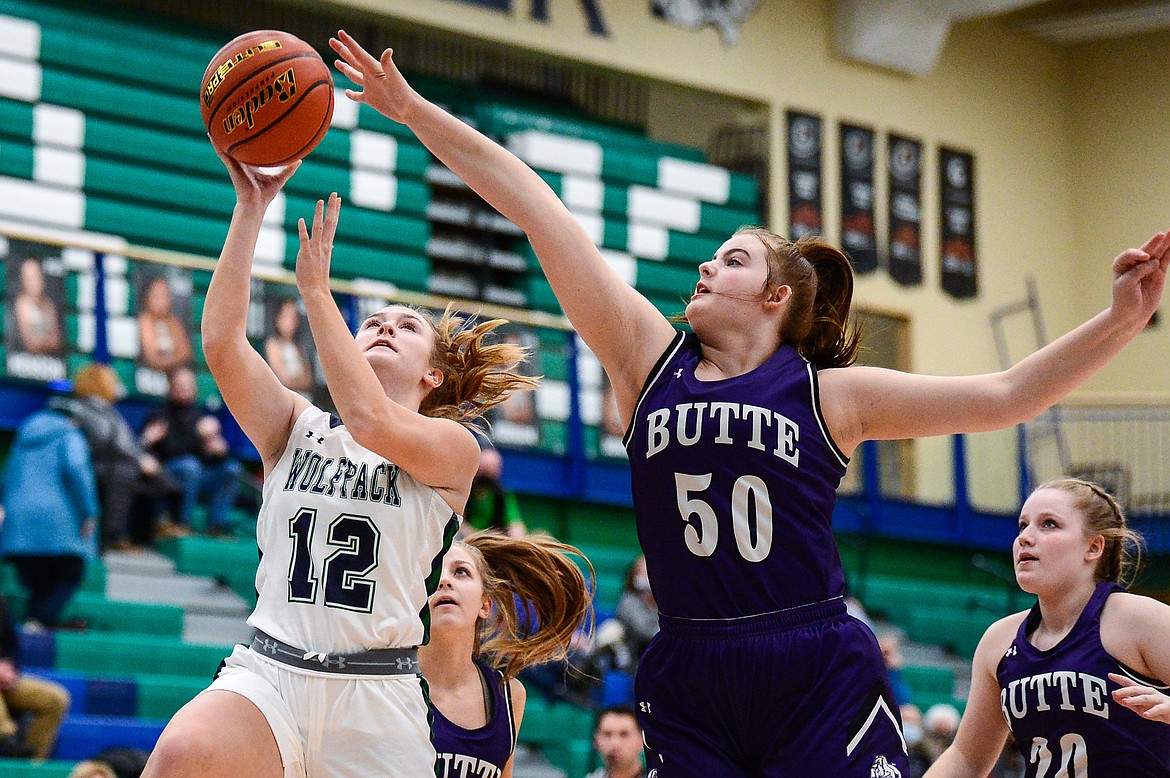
[0,408,99,631]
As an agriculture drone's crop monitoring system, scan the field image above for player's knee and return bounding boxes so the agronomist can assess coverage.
[147,725,220,776]
[44,683,71,717]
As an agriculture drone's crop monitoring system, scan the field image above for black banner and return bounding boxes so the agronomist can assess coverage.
[888,134,923,286]
[940,148,978,299]
[262,288,322,402]
[839,123,877,274]
[786,111,823,240]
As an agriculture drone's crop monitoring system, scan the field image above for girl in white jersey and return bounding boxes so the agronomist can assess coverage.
[142,151,537,778]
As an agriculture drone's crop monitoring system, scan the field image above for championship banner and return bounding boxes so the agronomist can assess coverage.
[888,134,924,286]
[940,147,978,299]
[2,237,69,383]
[839,123,877,274]
[786,111,823,240]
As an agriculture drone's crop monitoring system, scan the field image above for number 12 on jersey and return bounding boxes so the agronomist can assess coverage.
[287,508,381,612]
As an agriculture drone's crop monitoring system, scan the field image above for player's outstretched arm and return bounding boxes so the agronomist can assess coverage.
[294,195,480,499]
[925,616,1019,777]
[328,31,677,413]
[203,150,309,468]
[821,232,1170,454]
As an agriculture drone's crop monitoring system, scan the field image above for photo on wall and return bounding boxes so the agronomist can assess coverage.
[133,263,194,397]
[263,290,320,401]
[2,237,67,383]
[487,324,542,449]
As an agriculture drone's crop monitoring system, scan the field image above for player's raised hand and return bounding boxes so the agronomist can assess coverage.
[296,193,341,296]
[213,141,300,210]
[1111,230,1169,330]
[330,30,420,125]
[1109,673,1170,724]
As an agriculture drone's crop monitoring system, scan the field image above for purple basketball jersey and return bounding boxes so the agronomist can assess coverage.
[432,660,516,778]
[997,581,1170,777]
[625,332,849,619]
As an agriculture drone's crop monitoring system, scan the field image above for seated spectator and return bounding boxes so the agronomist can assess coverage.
[51,364,177,551]
[586,705,645,778]
[0,594,71,758]
[595,555,658,676]
[0,408,98,630]
[878,629,913,708]
[460,447,526,537]
[908,702,961,776]
[142,366,242,537]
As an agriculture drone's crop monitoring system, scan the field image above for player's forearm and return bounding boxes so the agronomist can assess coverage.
[204,204,265,359]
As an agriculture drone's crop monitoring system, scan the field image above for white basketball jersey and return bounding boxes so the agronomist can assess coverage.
[249,405,460,653]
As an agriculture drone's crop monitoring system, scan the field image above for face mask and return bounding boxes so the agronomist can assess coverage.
[902,723,922,748]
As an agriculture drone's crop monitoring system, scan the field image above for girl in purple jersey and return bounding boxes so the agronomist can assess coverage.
[330,30,1169,777]
[927,479,1170,777]
[424,531,592,778]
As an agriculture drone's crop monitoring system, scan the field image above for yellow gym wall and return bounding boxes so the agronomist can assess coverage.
[320,0,1168,510]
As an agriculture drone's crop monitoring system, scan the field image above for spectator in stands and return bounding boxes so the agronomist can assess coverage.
[142,366,242,537]
[927,479,1170,777]
[595,555,658,677]
[137,275,191,373]
[461,447,526,537]
[51,363,176,551]
[878,630,913,707]
[69,762,118,778]
[0,594,71,758]
[586,705,646,778]
[0,407,98,630]
[423,531,591,777]
[910,703,960,775]
[12,256,63,356]
[264,298,314,395]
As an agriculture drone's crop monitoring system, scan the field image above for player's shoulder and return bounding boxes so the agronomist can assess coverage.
[1102,589,1170,628]
[975,610,1029,666]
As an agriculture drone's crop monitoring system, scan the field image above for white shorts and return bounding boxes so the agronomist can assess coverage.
[207,645,436,778]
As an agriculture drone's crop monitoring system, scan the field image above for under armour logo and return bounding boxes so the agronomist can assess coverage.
[303,651,346,669]
[673,369,683,378]
[305,430,324,444]
[870,755,902,778]
[1005,645,1018,658]
[395,656,419,671]
[259,638,279,655]
[639,701,652,714]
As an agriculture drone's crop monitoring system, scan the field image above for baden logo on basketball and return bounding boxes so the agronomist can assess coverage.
[202,38,283,107]
[222,67,297,135]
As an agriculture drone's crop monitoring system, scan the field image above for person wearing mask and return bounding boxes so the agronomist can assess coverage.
[461,447,527,538]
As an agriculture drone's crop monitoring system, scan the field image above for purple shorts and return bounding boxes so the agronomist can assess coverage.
[635,598,908,777]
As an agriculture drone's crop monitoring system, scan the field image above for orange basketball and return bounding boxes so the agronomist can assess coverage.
[201,30,334,167]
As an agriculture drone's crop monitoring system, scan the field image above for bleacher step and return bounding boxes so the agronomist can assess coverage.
[101,548,177,577]
[183,612,252,646]
[105,570,250,618]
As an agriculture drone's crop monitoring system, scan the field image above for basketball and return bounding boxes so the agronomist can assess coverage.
[200,30,334,167]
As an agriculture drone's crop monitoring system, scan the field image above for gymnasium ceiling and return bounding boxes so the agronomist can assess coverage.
[836,0,1170,74]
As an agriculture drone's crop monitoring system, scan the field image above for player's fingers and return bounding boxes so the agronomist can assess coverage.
[324,194,341,242]
[297,217,309,246]
[311,199,326,242]
[337,30,380,69]
[1139,230,1168,257]
[1114,248,1152,276]
[335,60,363,84]
[274,160,301,187]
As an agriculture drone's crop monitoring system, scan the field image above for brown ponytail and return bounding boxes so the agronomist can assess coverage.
[415,304,540,428]
[459,531,595,681]
[735,228,861,368]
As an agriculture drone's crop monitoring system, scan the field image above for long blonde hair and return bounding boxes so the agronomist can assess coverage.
[459,530,594,681]
[415,305,539,427]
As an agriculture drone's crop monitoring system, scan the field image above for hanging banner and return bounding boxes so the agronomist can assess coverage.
[940,147,978,299]
[786,111,823,240]
[2,237,68,383]
[487,323,544,449]
[132,263,194,396]
[839,123,877,274]
[261,286,323,403]
[888,134,923,286]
